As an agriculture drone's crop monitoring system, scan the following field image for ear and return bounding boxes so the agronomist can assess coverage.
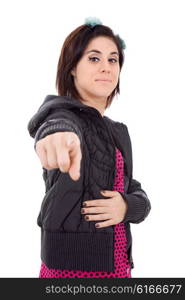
[71,68,76,77]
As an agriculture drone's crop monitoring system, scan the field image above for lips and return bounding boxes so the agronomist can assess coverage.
[95,79,112,82]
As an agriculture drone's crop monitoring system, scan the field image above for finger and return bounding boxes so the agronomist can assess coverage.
[84,213,111,221]
[68,142,82,181]
[55,144,71,173]
[95,219,115,228]
[83,200,111,207]
[45,142,59,169]
[81,206,110,214]
[101,190,117,197]
[35,142,51,169]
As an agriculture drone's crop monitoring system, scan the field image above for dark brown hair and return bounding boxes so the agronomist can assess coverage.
[55,24,125,109]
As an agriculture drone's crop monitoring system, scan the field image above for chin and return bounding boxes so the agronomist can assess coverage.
[95,94,110,100]
[92,90,112,98]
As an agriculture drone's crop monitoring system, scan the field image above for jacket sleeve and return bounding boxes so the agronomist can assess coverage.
[27,108,83,151]
[118,124,151,224]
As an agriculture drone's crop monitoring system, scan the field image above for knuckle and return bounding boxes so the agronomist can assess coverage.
[47,158,56,168]
[58,159,68,167]
[42,163,51,170]
[75,137,80,146]
[58,161,67,172]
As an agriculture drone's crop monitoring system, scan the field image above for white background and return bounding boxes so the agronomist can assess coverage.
[0,0,184,278]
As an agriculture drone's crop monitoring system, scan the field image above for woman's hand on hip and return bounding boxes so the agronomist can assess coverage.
[81,190,128,228]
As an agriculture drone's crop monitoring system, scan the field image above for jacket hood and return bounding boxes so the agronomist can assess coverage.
[27,94,112,138]
[36,94,106,113]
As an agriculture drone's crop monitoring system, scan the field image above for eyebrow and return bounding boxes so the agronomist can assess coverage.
[85,49,119,57]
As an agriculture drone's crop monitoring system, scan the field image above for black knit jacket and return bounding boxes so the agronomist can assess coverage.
[27,95,151,272]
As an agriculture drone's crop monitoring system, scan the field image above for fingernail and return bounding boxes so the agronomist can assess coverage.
[95,224,100,228]
[101,190,106,193]
[83,202,87,206]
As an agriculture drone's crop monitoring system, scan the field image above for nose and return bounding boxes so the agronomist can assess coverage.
[99,60,111,73]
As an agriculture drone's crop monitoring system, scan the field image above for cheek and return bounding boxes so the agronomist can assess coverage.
[77,73,95,89]
[77,65,94,81]
[114,71,120,83]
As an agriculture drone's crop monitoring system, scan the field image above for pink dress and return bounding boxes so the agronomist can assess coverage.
[39,147,131,278]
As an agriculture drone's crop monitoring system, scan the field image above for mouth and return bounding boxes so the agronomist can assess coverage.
[95,79,112,82]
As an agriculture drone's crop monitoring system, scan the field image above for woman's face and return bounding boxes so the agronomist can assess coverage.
[71,36,120,104]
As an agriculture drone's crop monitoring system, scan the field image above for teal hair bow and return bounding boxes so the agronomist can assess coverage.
[84,17,126,50]
[84,17,102,27]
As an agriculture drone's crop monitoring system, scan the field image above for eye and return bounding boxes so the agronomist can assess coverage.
[88,57,118,63]
[88,57,99,62]
[109,58,118,63]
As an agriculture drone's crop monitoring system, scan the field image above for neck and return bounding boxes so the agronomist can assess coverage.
[80,96,106,117]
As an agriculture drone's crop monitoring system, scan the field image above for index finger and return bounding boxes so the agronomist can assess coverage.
[68,142,82,181]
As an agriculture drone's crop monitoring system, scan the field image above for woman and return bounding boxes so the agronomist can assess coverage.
[27,17,151,278]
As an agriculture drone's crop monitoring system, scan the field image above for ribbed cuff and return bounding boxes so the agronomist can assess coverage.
[118,191,150,223]
[34,118,83,151]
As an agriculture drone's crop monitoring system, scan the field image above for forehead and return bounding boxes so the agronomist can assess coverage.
[85,36,118,54]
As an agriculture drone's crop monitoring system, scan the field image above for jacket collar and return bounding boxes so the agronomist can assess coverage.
[43,94,108,120]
